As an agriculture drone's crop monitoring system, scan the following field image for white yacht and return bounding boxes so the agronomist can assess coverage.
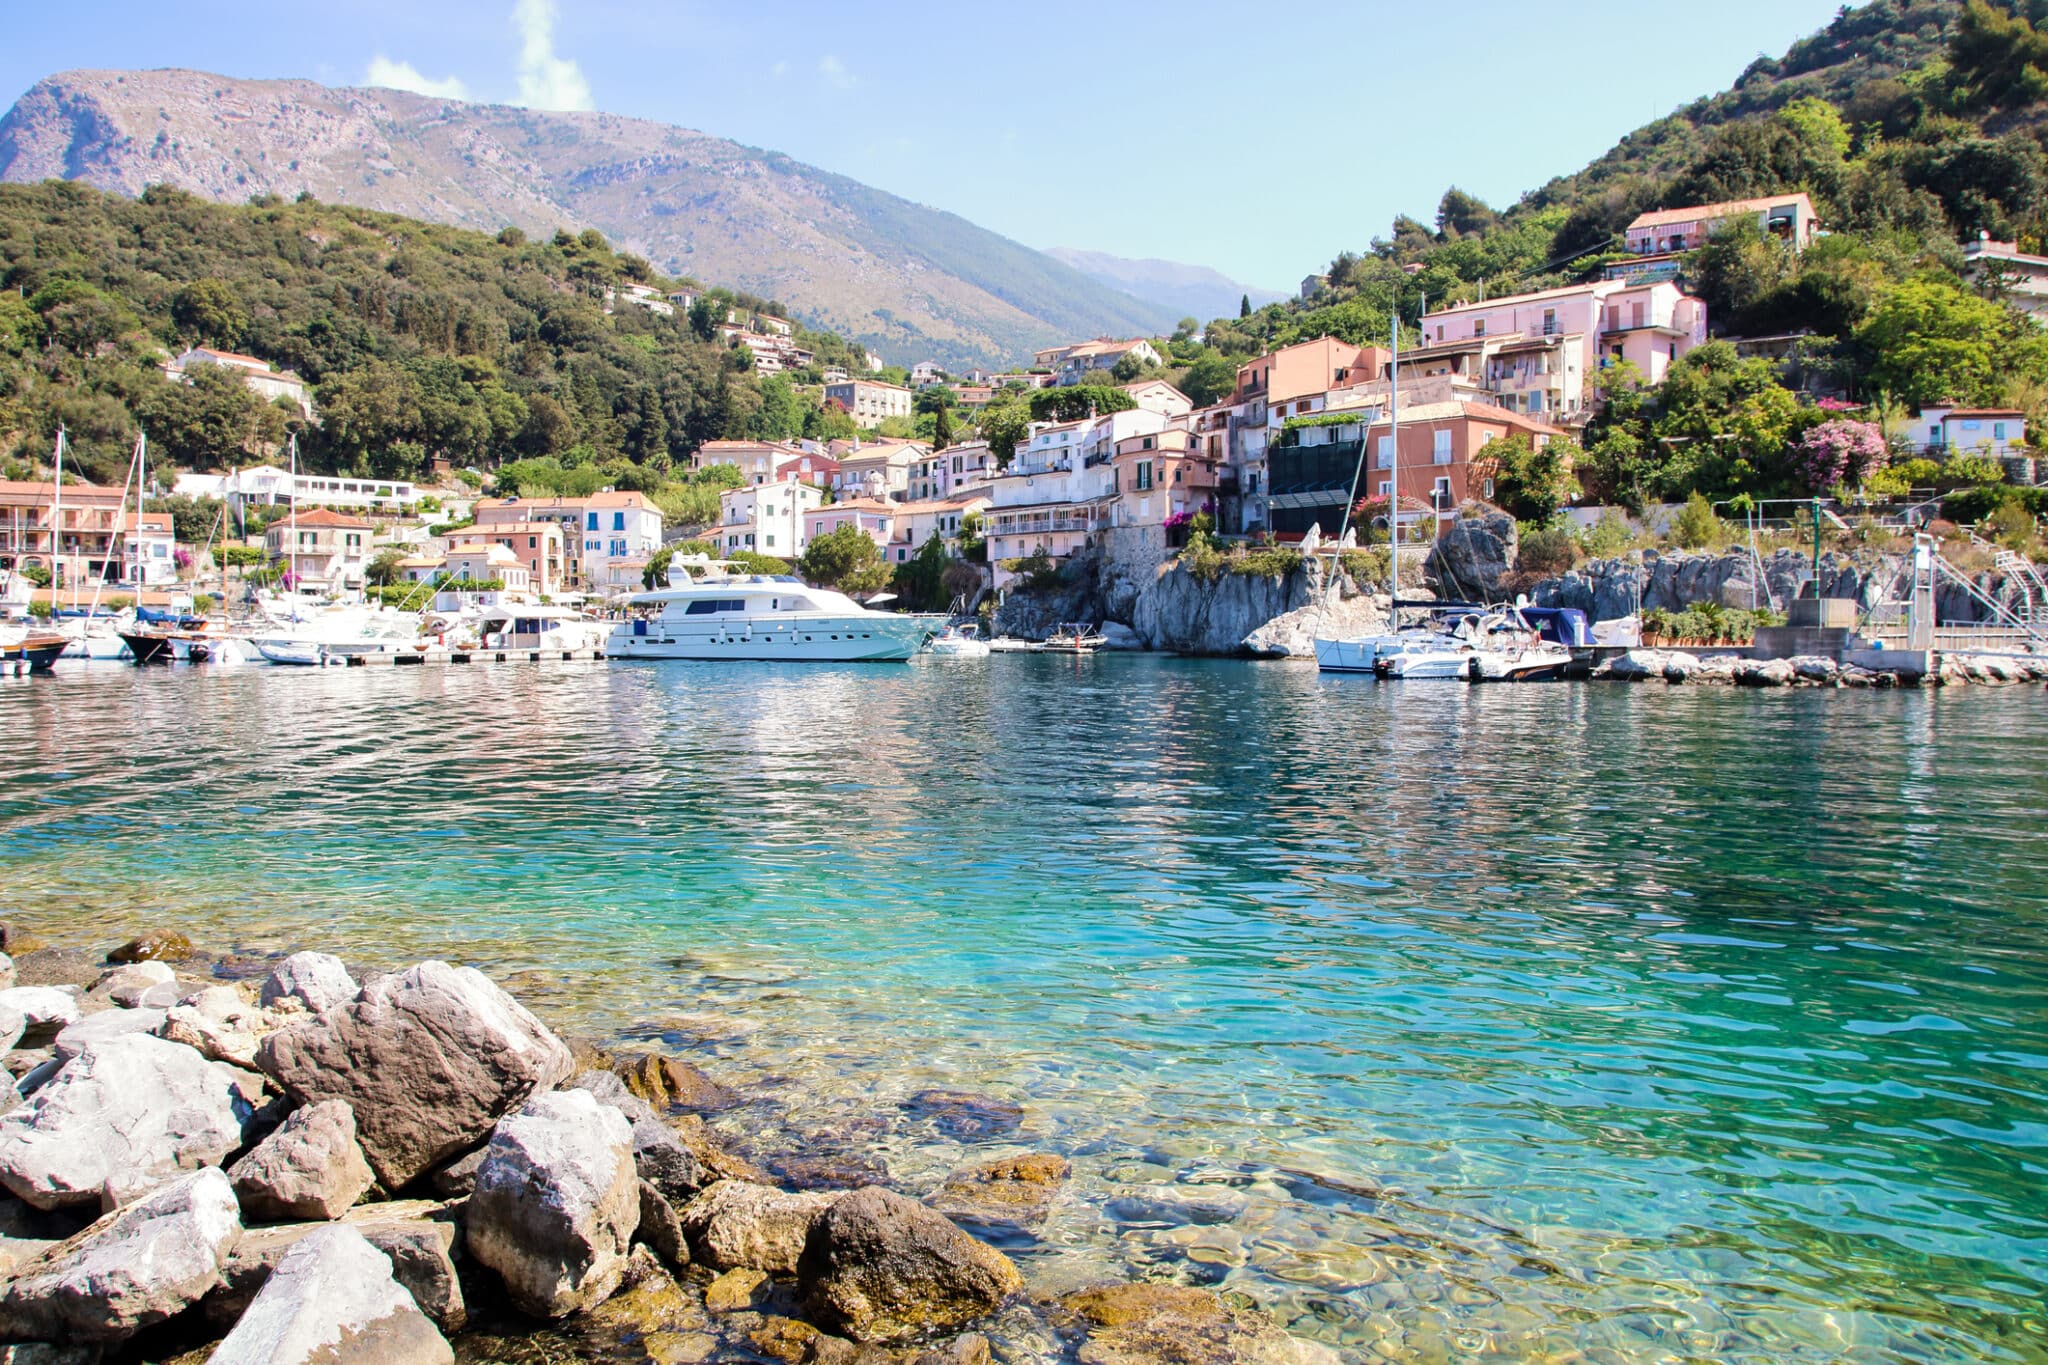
[1378,608,1572,681]
[609,571,937,663]
[439,602,608,653]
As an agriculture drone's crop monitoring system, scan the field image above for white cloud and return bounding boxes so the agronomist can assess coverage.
[364,56,469,101]
[817,55,855,91]
[512,0,593,111]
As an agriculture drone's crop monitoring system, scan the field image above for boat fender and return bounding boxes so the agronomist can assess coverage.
[1467,656,1482,683]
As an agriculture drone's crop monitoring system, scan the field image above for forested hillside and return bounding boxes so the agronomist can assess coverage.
[0,182,870,502]
[1108,0,2048,510]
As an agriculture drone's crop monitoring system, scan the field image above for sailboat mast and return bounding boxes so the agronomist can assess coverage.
[287,434,298,598]
[135,430,146,594]
[1388,313,1401,621]
[49,427,63,606]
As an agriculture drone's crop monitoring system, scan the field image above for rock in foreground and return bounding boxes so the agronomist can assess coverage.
[255,961,573,1188]
[207,1223,452,1365]
[228,1098,375,1221]
[467,1088,639,1318]
[0,1167,241,1342]
[799,1186,1022,1343]
[260,951,359,1015]
[679,1179,837,1275]
[0,1034,253,1209]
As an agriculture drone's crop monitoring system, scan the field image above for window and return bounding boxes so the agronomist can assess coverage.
[1375,436,1393,469]
[1377,480,1391,497]
[1432,431,1452,465]
[612,512,625,531]
[683,599,746,615]
[528,536,537,549]
[1136,461,1154,491]
[1474,319,1486,337]
[586,512,599,530]
[1542,308,1556,336]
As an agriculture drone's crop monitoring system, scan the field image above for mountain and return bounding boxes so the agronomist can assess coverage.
[1044,248,1287,323]
[0,69,1179,369]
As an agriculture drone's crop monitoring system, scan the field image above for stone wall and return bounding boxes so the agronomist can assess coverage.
[1529,548,2030,624]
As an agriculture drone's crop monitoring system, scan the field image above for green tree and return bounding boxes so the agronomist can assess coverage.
[642,544,675,589]
[1178,350,1239,407]
[1949,0,2048,108]
[170,280,250,349]
[978,397,1030,468]
[797,523,890,594]
[890,533,950,612]
[1857,278,2026,407]
[365,546,407,587]
[1028,385,1137,423]
[1240,294,1252,318]
[932,405,955,450]
[1485,433,1583,521]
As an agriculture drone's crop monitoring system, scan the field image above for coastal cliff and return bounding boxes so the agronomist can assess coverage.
[994,530,1394,657]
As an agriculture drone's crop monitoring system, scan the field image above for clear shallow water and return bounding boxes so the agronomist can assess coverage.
[3,658,2047,1362]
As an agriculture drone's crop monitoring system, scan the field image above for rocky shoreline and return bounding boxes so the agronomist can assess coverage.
[0,928,1337,1365]
[1591,649,2048,687]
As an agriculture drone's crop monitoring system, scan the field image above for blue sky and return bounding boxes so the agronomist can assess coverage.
[4,0,1849,290]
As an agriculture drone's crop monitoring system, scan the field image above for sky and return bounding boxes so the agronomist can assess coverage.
[1,0,1852,291]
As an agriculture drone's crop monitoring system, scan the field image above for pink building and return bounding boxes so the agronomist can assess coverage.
[1412,279,1707,420]
[1624,193,1820,258]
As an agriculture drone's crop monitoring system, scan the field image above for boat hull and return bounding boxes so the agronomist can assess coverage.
[608,613,933,663]
[117,632,176,665]
[2,636,69,671]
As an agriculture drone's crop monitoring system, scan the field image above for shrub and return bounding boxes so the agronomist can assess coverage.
[1944,485,2048,523]
[1230,546,1302,577]
[1792,420,1888,492]
[1180,533,1227,583]
[19,564,51,587]
[1983,501,2040,553]
[1671,492,1725,550]
[26,599,52,619]
[1517,526,1579,576]
[1576,510,1633,559]
[1943,454,2006,487]
[999,550,1063,591]
[1338,547,1390,585]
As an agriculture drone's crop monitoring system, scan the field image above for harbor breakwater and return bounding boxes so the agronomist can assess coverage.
[0,927,1337,1365]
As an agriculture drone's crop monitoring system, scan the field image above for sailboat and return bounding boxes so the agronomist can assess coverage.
[39,426,135,661]
[1312,314,1441,673]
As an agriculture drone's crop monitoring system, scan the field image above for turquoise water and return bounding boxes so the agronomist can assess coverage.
[3,658,2047,1361]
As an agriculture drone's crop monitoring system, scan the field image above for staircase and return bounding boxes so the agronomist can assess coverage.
[1993,548,2048,624]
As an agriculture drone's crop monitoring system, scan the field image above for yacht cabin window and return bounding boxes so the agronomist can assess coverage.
[682,599,747,615]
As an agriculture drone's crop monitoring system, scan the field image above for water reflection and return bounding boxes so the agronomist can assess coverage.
[3,659,2046,1361]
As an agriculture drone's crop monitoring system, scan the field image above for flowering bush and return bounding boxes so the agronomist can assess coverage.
[1792,420,1888,492]
[1162,510,1193,530]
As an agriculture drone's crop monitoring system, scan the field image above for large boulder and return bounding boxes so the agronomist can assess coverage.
[228,1099,375,1222]
[0,1167,241,1341]
[255,961,574,1189]
[108,931,194,964]
[205,1201,464,1334]
[259,952,359,1016]
[52,1007,167,1062]
[466,1088,639,1318]
[0,1034,255,1210]
[206,1224,451,1365]
[797,1186,1022,1343]
[679,1179,837,1275]
[1424,507,1516,599]
[1056,1282,1340,1364]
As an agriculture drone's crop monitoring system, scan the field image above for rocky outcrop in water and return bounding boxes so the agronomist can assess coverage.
[995,533,1398,657]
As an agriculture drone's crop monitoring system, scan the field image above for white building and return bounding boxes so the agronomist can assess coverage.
[473,490,662,594]
[187,465,421,514]
[910,361,945,385]
[123,511,177,587]
[824,379,914,428]
[1918,407,2029,459]
[717,476,825,557]
[164,349,314,418]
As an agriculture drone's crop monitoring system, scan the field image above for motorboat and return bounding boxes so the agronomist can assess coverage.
[1042,623,1106,654]
[0,625,68,671]
[610,568,938,663]
[448,602,608,653]
[924,622,991,659]
[987,637,1043,653]
[240,603,426,665]
[52,611,133,661]
[1377,607,1572,681]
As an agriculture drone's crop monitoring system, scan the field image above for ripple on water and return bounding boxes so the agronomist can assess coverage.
[3,659,2047,1362]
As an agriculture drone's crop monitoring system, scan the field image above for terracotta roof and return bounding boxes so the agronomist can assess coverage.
[476,490,653,513]
[815,499,898,515]
[1627,193,1812,231]
[273,508,374,529]
[449,522,561,539]
[0,479,125,505]
[1932,407,2024,418]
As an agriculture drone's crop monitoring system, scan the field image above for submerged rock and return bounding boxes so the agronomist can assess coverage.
[0,1167,241,1342]
[228,1098,375,1222]
[259,951,360,1015]
[0,1034,255,1210]
[798,1186,1022,1344]
[108,931,194,964]
[927,1152,1070,1231]
[901,1089,1023,1141]
[1056,1282,1340,1364]
[255,960,574,1188]
[615,1051,739,1113]
[206,1223,451,1365]
[467,1088,640,1318]
[679,1179,837,1275]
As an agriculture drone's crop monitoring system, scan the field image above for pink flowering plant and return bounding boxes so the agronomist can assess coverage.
[1792,420,1889,493]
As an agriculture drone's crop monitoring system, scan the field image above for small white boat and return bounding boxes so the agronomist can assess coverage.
[1043,623,1105,654]
[1377,608,1572,681]
[987,637,1043,653]
[254,638,327,666]
[924,623,991,659]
